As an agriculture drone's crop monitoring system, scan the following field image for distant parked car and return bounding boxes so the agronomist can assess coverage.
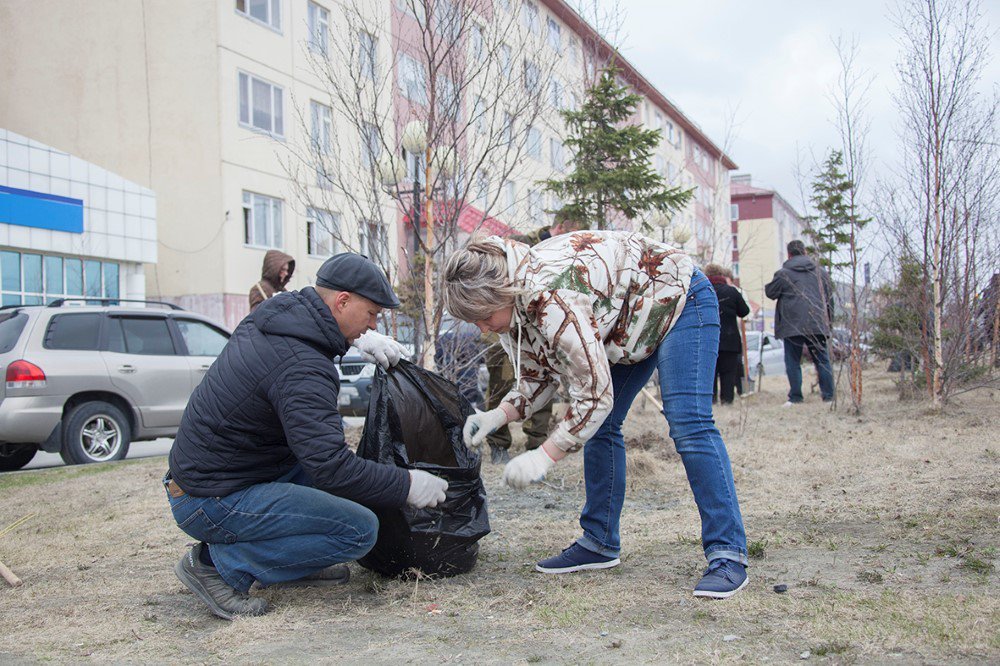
[0,299,230,471]
[745,331,786,378]
[336,352,375,417]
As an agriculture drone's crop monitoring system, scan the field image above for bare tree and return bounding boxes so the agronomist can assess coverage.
[884,0,999,404]
[281,0,560,372]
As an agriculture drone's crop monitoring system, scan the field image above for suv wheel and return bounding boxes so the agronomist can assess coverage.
[0,444,37,472]
[60,402,131,465]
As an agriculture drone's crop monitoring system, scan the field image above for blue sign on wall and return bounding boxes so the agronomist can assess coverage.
[0,185,84,234]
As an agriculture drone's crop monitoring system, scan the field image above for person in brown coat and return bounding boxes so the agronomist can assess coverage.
[249,250,295,312]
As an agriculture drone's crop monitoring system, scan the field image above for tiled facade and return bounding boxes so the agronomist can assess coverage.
[0,128,154,306]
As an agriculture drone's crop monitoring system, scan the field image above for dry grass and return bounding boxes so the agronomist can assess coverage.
[1,370,998,663]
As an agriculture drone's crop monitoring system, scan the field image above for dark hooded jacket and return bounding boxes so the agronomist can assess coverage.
[708,275,751,352]
[764,255,835,339]
[169,287,410,507]
[249,249,295,312]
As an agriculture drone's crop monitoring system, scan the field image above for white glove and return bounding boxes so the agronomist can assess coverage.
[501,447,556,490]
[353,331,406,369]
[462,408,509,450]
[406,470,448,509]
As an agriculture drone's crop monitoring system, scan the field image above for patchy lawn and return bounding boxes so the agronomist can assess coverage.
[1,370,997,663]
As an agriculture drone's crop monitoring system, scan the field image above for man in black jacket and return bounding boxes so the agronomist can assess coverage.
[165,253,448,620]
[764,240,836,405]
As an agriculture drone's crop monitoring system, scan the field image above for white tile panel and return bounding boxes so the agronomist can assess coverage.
[69,180,87,201]
[141,239,157,264]
[69,155,89,182]
[49,152,70,180]
[28,173,50,192]
[88,209,107,234]
[6,130,28,145]
[28,147,48,173]
[0,139,7,166]
[9,169,29,189]
[124,192,141,216]
[7,142,29,171]
[88,233,109,256]
[125,237,142,260]
[106,188,125,214]
[0,225,9,246]
[29,227,53,252]
[124,179,141,194]
[87,163,107,186]
[88,184,107,211]
[9,225,31,247]
[50,231,72,254]
[0,167,7,187]
[108,235,126,259]
[49,177,70,197]
[107,211,125,237]
[140,195,156,218]
[106,172,124,191]
[124,214,142,239]
[140,218,156,240]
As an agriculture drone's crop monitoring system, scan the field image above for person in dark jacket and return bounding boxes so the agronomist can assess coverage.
[166,253,448,621]
[248,249,295,312]
[435,318,486,407]
[705,264,750,405]
[764,240,835,405]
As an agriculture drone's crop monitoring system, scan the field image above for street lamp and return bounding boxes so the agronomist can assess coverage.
[653,213,671,244]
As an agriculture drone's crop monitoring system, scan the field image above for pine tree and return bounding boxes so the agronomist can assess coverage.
[805,151,862,269]
[542,63,692,230]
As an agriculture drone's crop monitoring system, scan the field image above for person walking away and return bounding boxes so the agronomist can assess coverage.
[481,212,582,464]
[167,253,448,620]
[249,249,295,312]
[443,231,749,599]
[764,240,835,405]
[705,264,750,405]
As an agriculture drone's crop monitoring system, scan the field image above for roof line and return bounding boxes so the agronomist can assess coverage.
[542,0,738,170]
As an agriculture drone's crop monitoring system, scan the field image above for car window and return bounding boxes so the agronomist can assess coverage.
[0,311,28,353]
[175,319,229,357]
[44,313,102,350]
[114,317,176,355]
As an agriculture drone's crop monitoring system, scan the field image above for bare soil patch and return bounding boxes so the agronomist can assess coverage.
[1,370,997,663]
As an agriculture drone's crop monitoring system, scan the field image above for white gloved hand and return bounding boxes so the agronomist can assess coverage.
[406,470,449,509]
[501,447,556,490]
[462,408,509,450]
[353,330,406,369]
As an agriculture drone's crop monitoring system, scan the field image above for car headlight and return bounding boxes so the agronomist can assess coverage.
[358,363,376,379]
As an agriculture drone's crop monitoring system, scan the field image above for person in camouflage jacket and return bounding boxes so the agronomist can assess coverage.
[443,229,749,599]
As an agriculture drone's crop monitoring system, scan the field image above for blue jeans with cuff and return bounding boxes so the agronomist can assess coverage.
[576,269,748,566]
[165,465,378,593]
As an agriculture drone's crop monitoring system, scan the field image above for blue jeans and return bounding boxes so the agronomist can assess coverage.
[576,270,748,565]
[165,465,378,593]
[783,335,835,402]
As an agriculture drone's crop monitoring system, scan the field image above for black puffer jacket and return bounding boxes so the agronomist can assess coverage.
[169,287,410,507]
[764,255,835,339]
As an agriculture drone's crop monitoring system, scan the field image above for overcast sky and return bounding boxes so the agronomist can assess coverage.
[615,0,1000,213]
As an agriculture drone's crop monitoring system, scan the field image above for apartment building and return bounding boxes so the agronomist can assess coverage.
[0,0,735,330]
[729,174,808,332]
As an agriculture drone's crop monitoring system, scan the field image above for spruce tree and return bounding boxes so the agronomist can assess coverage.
[806,151,863,269]
[543,63,692,230]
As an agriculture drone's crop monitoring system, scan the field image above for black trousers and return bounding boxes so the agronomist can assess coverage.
[714,351,741,404]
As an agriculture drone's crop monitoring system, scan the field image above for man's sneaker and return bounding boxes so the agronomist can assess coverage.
[490,446,511,465]
[174,543,270,620]
[261,564,351,589]
[693,559,749,599]
[535,543,620,574]
[782,401,797,408]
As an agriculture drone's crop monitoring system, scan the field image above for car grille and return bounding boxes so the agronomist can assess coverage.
[339,363,366,377]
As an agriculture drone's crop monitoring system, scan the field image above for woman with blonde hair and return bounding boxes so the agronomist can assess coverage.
[442,229,749,599]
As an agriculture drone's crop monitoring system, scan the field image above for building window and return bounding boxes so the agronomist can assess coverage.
[238,71,284,136]
[361,122,380,169]
[549,138,564,172]
[568,37,579,66]
[521,0,539,34]
[547,17,561,50]
[307,208,339,257]
[550,77,563,109]
[437,75,460,123]
[730,203,739,221]
[500,43,512,77]
[359,31,377,81]
[502,111,514,145]
[665,121,676,145]
[475,171,489,210]
[242,191,283,248]
[503,180,516,212]
[310,100,332,156]
[472,95,486,134]
[397,53,427,104]
[523,58,540,94]
[528,189,543,220]
[236,0,281,31]
[526,126,541,159]
[359,220,388,265]
[307,2,329,54]
[731,233,739,250]
[0,250,118,306]
[470,23,484,62]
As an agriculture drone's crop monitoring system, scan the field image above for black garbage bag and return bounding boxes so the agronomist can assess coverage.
[356,360,490,578]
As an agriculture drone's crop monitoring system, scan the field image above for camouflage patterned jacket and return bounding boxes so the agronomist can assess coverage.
[495,230,693,453]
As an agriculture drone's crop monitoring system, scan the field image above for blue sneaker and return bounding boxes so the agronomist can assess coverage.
[535,543,620,574]
[693,559,749,599]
